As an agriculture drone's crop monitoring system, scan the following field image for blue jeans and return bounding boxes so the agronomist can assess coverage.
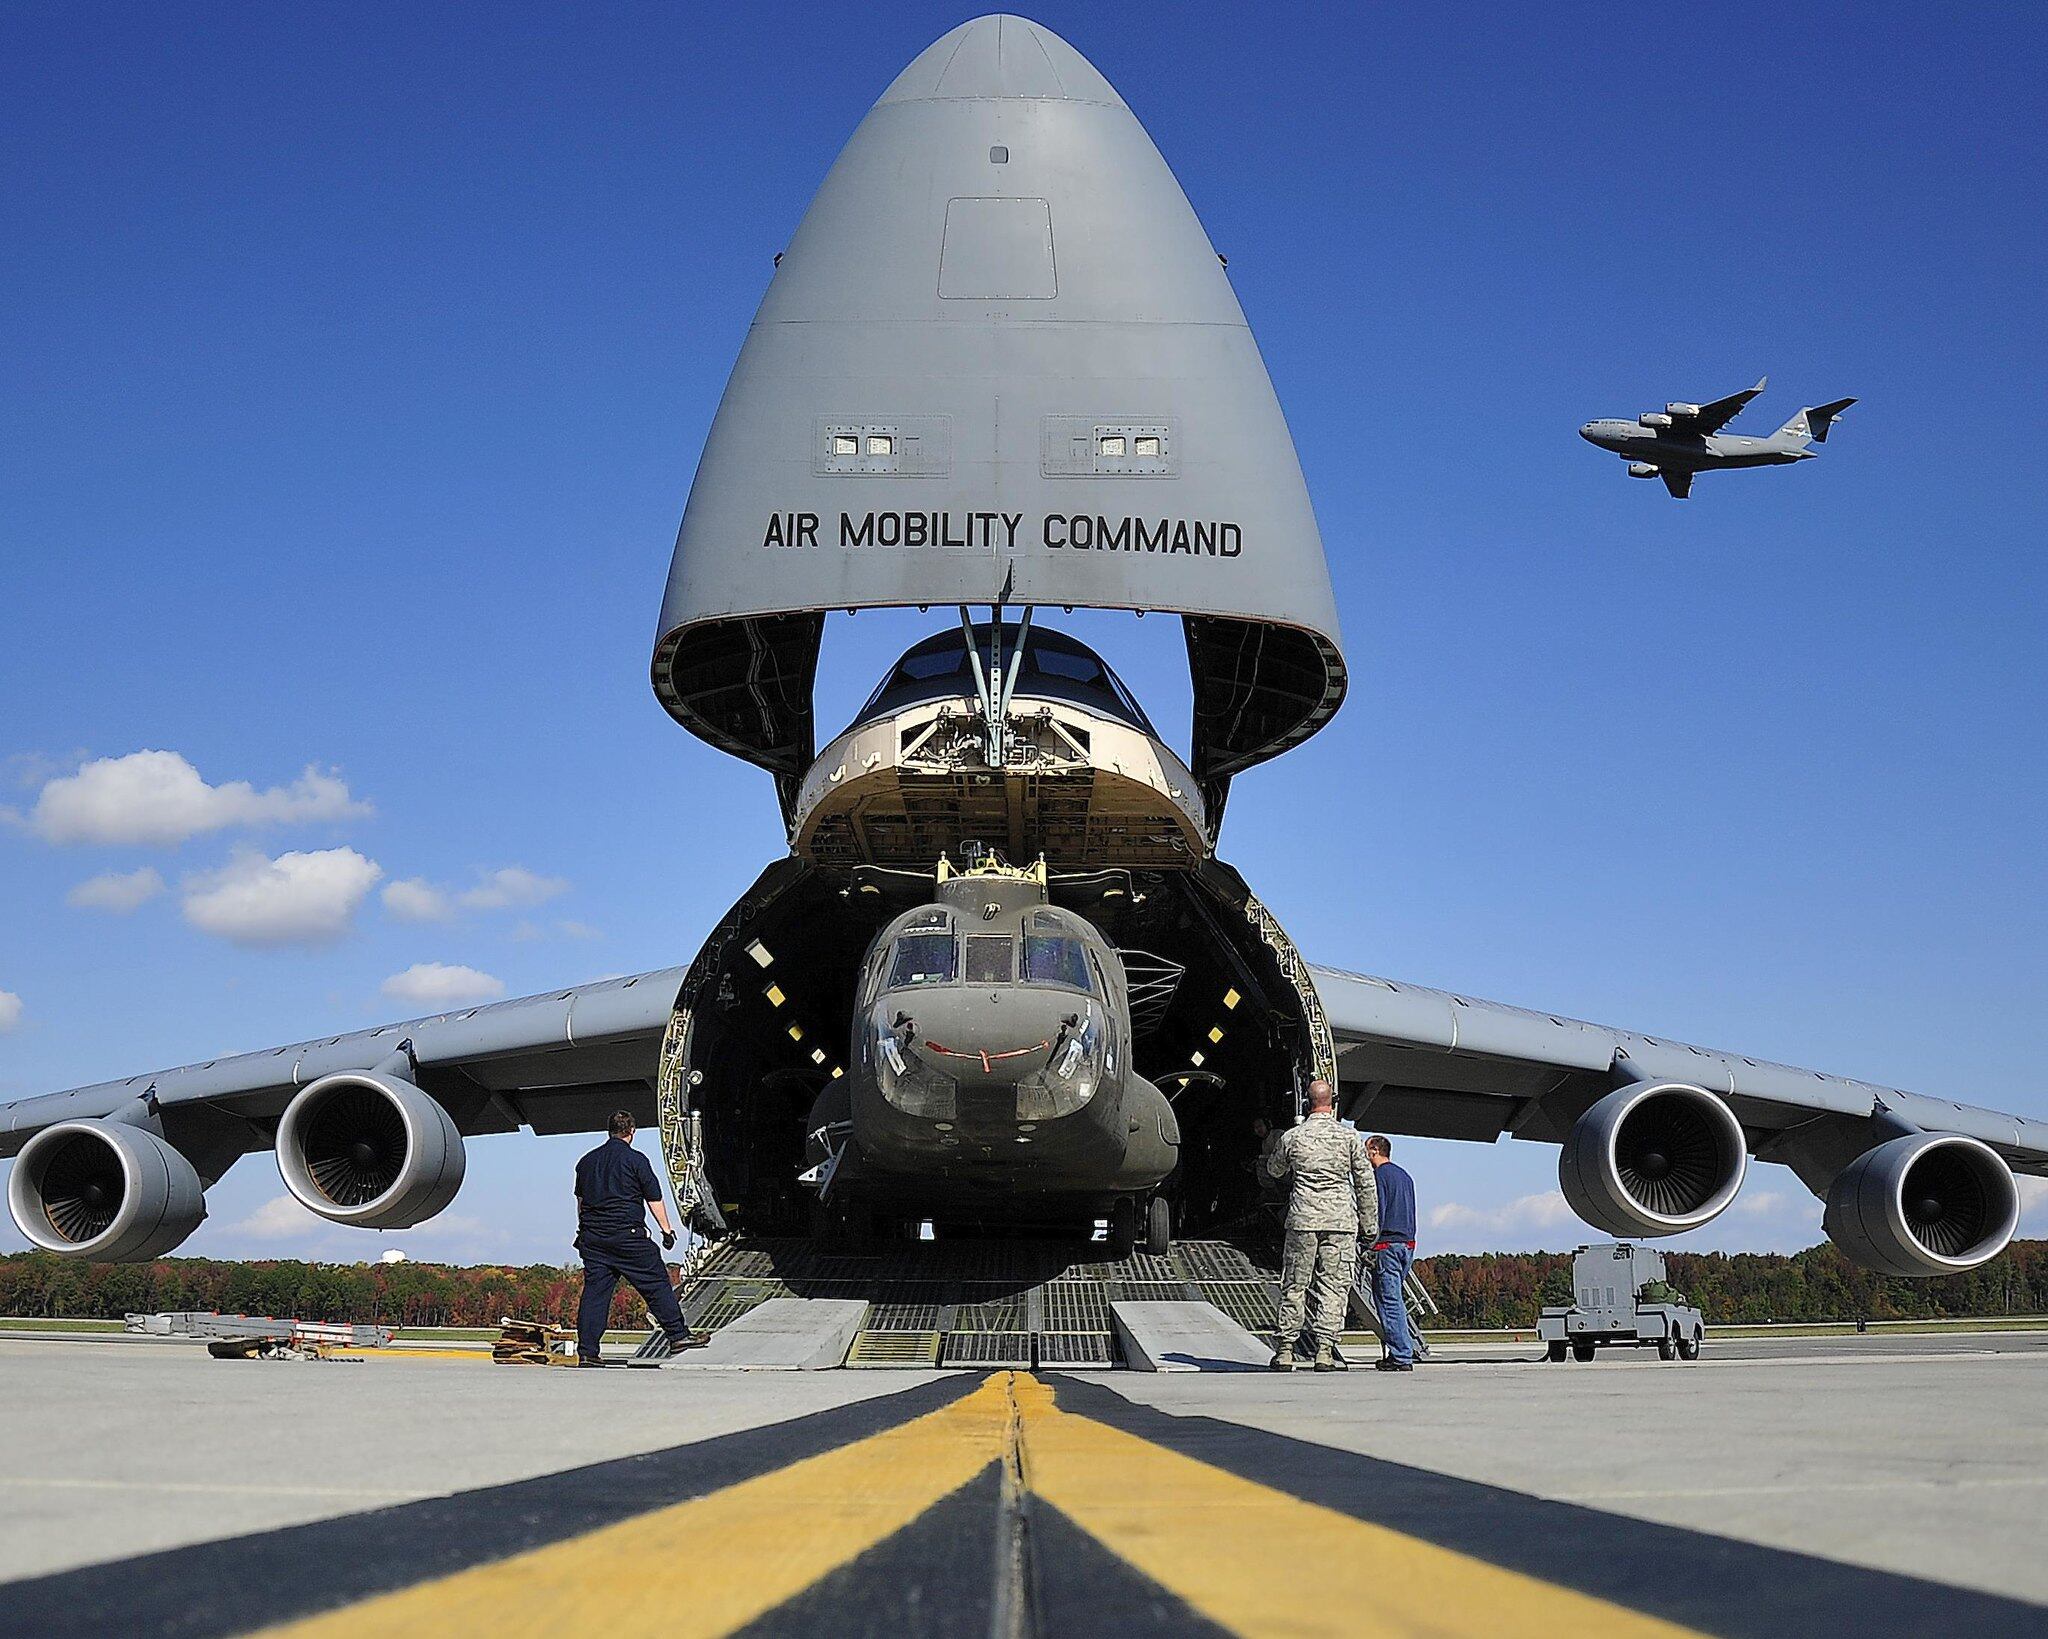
[576,1230,687,1359]
[1373,1241,1415,1364]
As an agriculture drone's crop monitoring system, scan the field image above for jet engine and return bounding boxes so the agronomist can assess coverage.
[1627,463,1659,479]
[1666,401,1701,417]
[1638,412,1673,429]
[6,1119,206,1260]
[1823,1131,2020,1277]
[276,1071,466,1228]
[1560,1082,1748,1236]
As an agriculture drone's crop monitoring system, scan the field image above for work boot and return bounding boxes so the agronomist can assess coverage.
[1373,1358,1413,1372]
[576,1356,609,1368]
[667,1330,714,1351]
[1313,1345,1347,1373]
[1269,1345,1299,1372]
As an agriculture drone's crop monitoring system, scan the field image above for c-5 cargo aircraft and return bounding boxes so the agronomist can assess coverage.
[1580,377,1856,497]
[6,18,2040,1283]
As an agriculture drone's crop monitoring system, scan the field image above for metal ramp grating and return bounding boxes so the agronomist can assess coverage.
[1200,1281,1277,1334]
[864,1302,943,1332]
[943,1331,1033,1367]
[1038,1332,1116,1366]
[679,1237,1288,1370]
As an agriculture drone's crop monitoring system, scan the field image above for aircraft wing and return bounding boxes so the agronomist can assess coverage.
[1659,470,1692,500]
[0,969,687,1174]
[1312,963,2048,1179]
[1673,377,1767,438]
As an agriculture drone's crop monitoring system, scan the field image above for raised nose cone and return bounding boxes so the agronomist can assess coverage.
[654,15,1347,823]
[877,14,1124,107]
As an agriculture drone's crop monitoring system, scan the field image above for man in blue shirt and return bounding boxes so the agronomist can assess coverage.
[574,1111,704,1366]
[1364,1134,1419,1372]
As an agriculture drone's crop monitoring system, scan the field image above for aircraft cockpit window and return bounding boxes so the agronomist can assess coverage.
[906,908,951,931]
[965,935,1014,985]
[887,933,957,988]
[1023,934,1092,992]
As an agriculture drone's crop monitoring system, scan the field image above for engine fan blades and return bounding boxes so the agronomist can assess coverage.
[1903,1147,1991,1257]
[1616,1100,1724,1219]
[300,1085,408,1207]
[37,1132,124,1242]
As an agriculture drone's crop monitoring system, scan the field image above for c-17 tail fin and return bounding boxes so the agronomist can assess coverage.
[1777,397,1858,445]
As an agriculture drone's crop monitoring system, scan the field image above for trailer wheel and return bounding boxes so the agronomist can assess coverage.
[1657,1337,1676,1361]
[1678,1334,1700,1361]
[1546,1340,1567,1362]
[1571,1341,1596,1362]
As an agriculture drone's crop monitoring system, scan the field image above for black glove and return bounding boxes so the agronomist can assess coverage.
[660,1229,676,1251]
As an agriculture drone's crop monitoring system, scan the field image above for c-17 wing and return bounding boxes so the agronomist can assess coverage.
[1313,963,2045,1271]
[0,969,687,1178]
[1667,376,1767,438]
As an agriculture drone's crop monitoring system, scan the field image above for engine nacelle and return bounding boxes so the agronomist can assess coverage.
[1638,412,1674,429]
[276,1072,466,1228]
[1666,401,1701,417]
[1627,462,1660,479]
[6,1119,206,1260]
[1823,1132,2019,1277]
[1560,1082,1748,1236]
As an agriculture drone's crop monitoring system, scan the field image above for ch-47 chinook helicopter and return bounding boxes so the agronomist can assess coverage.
[7,18,2043,1285]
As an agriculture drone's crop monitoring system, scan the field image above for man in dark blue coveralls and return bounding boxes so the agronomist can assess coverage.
[574,1111,705,1366]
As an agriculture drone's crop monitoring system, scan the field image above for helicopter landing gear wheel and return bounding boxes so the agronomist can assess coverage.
[1144,1195,1172,1257]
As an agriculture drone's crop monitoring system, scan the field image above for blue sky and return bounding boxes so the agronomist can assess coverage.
[3,3,2044,1265]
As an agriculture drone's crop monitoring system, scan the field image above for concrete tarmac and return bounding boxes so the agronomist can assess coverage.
[1,1330,2041,1635]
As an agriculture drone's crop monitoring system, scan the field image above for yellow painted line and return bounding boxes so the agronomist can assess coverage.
[261,1375,1013,1639]
[1011,1375,1703,1639]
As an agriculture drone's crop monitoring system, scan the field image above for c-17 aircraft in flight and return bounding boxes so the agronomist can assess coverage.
[1580,377,1856,498]
[5,18,2041,1280]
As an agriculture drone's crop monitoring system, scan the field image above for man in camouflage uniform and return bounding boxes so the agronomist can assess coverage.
[1265,1079,1377,1372]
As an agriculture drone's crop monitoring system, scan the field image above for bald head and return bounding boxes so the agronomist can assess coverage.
[1307,1079,1335,1112]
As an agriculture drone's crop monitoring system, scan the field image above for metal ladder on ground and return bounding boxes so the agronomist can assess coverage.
[1349,1251,1439,1361]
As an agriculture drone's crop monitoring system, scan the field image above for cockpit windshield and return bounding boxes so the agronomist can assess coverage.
[1023,934,1093,992]
[886,932,957,988]
[853,623,1156,735]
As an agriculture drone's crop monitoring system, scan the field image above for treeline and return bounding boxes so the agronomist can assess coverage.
[0,1252,645,1330]
[1420,1240,2048,1330]
[3,1241,2044,1331]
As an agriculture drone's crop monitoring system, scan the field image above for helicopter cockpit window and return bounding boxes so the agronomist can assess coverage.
[887,933,957,988]
[1023,934,1093,992]
[965,935,1015,985]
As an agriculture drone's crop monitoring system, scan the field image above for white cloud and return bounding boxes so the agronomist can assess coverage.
[381,963,507,1007]
[1428,1189,1580,1237]
[66,866,167,913]
[381,878,454,923]
[26,751,371,847]
[2020,1175,2048,1233]
[235,1194,334,1242]
[556,920,602,940]
[221,1196,499,1260]
[458,867,568,911]
[381,868,569,925]
[181,848,382,947]
[0,990,22,1034]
